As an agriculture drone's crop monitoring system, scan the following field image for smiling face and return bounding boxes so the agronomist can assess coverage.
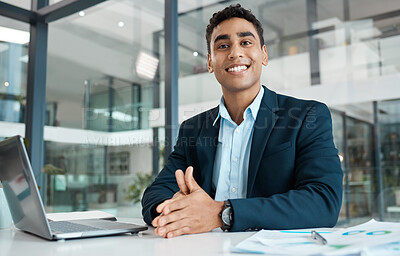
[207,17,268,95]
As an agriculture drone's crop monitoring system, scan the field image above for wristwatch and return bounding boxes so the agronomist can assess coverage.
[220,200,233,231]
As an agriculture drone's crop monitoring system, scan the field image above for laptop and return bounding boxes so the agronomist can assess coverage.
[0,135,148,240]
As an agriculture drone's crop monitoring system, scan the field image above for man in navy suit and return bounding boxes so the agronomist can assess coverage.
[142,4,343,238]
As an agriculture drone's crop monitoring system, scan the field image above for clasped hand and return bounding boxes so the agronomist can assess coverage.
[151,166,224,238]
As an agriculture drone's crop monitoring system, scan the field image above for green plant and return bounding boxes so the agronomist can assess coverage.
[125,173,153,204]
[41,164,67,175]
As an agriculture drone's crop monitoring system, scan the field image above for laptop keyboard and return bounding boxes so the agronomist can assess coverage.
[49,221,103,233]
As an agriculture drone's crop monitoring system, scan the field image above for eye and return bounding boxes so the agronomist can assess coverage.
[217,44,229,49]
[242,40,252,46]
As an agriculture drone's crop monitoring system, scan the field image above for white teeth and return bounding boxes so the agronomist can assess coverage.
[228,65,247,72]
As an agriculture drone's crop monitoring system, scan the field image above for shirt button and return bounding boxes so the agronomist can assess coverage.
[236,128,241,133]
[233,157,238,163]
[231,187,236,193]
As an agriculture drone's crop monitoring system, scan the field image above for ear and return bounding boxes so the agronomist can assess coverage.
[262,45,268,66]
[207,54,214,73]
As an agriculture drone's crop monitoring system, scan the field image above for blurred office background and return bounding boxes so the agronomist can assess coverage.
[0,0,400,226]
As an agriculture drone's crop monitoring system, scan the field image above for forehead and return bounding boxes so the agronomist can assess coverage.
[210,17,259,42]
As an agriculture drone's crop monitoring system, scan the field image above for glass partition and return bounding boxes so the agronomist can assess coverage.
[1,0,400,224]
[43,0,164,217]
[0,0,31,10]
[345,116,374,219]
[331,104,375,224]
[176,0,400,225]
[379,99,400,221]
[0,16,28,137]
[177,0,400,101]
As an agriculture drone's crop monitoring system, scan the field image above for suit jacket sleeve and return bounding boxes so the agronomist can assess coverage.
[229,102,343,231]
[141,121,189,225]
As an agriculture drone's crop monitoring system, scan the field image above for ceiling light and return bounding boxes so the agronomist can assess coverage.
[118,21,125,28]
[193,51,198,57]
[136,52,159,80]
[4,82,9,87]
[0,26,29,44]
[79,11,85,17]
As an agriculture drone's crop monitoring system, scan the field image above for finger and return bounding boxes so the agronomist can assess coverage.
[185,166,200,192]
[156,201,168,213]
[156,208,185,227]
[152,213,164,227]
[161,197,188,215]
[156,198,176,213]
[166,226,191,239]
[152,215,160,227]
[156,193,187,214]
[154,226,166,237]
[157,217,191,238]
[154,225,177,238]
[175,169,189,195]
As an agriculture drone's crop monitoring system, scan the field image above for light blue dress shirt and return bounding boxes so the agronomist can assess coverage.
[212,86,264,201]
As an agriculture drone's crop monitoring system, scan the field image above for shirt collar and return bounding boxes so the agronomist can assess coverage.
[213,86,264,126]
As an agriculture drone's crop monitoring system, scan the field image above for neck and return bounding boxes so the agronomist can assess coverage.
[222,85,261,125]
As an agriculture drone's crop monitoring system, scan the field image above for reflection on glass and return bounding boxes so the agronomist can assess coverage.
[0,0,31,10]
[176,0,400,226]
[177,0,400,94]
[44,0,164,217]
[44,140,154,215]
[85,77,152,132]
[379,99,400,220]
[0,17,29,124]
[346,117,373,218]
[2,0,399,224]
[331,106,375,223]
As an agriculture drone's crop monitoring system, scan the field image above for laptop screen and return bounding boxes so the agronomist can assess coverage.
[0,136,52,239]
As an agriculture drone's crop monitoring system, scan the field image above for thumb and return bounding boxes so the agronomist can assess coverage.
[175,169,189,195]
[185,166,200,192]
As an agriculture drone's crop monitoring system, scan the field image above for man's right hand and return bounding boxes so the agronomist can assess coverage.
[151,166,224,238]
[151,168,189,227]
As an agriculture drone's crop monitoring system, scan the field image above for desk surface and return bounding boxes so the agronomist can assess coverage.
[0,218,255,256]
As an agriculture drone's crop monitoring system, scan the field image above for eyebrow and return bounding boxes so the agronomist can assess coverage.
[214,34,229,44]
[213,31,256,44]
[238,31,256,38]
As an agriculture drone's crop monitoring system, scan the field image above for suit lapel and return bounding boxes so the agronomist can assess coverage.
[247,86,279,196]
[196,106,219,196]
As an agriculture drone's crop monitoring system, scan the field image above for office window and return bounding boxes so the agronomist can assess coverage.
[0,16,28,137]
[0,0,31,10]
[379,99,400,221]
[43,0,164,217]
[176,0,400,225]
[0,0,399,225]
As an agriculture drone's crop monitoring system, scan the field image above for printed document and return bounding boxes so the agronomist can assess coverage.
[231,219,400,255]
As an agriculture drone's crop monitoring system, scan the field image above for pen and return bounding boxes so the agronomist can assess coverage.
[311,230,328,245]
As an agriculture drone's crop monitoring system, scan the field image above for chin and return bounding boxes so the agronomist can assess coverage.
[222,84,256,93]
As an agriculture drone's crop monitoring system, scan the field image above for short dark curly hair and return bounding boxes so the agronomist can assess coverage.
[206,4,265,54]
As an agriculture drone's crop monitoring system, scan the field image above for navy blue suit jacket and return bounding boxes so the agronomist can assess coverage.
[142,86,343,231]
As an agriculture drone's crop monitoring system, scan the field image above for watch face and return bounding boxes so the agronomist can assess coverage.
[222,207,231,225]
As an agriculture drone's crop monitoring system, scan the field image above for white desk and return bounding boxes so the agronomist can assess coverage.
[0,218,256,256]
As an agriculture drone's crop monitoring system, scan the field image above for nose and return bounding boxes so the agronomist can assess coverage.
[228,43,243,60]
